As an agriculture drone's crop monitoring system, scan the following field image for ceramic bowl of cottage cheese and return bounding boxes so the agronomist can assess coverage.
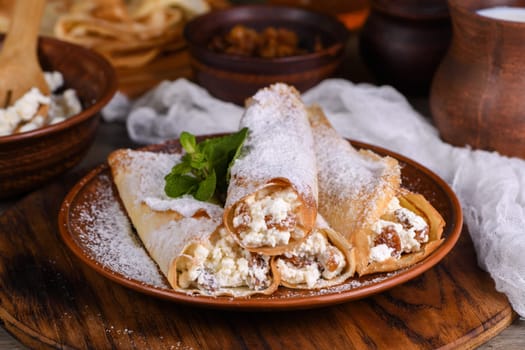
[0,35,117,198]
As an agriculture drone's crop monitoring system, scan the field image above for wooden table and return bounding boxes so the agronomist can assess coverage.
[1,33,524,350]
[1,121,524,349]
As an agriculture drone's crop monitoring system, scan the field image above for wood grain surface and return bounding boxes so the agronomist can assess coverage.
[116,49,192,99]
[0,172,515,349]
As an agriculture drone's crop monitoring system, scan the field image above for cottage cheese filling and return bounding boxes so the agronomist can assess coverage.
[177,227,271,292]
[0,71,81,136]
[277,230,346,288]
[369,197,429,263]
[233,187,304,248]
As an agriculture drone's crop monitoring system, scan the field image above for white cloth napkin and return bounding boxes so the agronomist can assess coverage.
[102,78,525,317]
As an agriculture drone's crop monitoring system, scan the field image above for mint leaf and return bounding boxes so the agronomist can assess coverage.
[195,169,216,201]
[164,174,200,198]
[188,152,207,171]
[164,128,248,203]
[180,132,197,154]
[202,128,248,194]
[165,161,192,177]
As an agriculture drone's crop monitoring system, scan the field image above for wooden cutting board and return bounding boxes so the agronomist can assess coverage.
[0,172,515,350]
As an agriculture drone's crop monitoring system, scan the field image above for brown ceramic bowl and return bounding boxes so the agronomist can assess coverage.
[0,36,117,199]
[184,5,348,105]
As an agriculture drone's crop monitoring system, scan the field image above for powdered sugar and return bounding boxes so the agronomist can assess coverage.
[314,121,396,204]
[271,271,400,298]
[75,173,168,288]
[311,114,400,231]
[226,84,318,207]
[69,164,423,302]
[144,216,221,276]
[144,196,223,219]
[113,150,180,203]
[109,149,224,277]
[113,149,223,218]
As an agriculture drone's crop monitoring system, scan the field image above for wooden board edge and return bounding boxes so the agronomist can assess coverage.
[440,307,517,350]
[0,307,60,350]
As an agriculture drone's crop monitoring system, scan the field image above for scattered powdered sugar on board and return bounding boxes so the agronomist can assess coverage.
[75,173,169,289]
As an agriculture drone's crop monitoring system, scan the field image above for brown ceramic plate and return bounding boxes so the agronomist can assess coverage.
[58,138,462,311]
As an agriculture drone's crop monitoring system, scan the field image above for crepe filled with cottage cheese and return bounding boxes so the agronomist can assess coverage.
[106,84,447,298]
[307,105,444,275]
[108,149,279,296]
[357,189,445,275]
[273,215,355,289]
[223,84,318,256]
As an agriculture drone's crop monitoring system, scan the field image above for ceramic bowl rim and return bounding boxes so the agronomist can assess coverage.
[449,0,525,27]
[184,4,349,66]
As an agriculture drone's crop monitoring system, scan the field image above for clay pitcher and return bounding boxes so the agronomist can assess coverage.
[359,0,451,96]
[430,0,525,158]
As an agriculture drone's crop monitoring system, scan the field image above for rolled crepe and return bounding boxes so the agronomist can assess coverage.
[108,149,278,296]
[224,84,318,255]
[358,189,445,275]
[307,105,445,275]
[273,215,355,289]
[174,225,279,296]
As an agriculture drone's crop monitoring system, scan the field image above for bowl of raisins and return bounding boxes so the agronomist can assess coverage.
[184,4,348,105]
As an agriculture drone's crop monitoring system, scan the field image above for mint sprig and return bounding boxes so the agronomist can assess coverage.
[164,128,248,202]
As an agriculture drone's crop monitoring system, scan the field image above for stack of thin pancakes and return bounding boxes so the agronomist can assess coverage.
[108,84,445,297]
[53,0,215,68]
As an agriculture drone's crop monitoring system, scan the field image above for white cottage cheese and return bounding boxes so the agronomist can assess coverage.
[277,230,346,287]
[369,197,429,263]
[0,71,81,136]
[177,227,271,291]
[369,244,395,263]
[233,187,303,248]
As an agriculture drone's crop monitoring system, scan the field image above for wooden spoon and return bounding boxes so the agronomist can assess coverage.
[0,0,49,116]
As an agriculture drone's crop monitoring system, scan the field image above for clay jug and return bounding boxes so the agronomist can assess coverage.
[359,0,451,95]
[430,0,525,158]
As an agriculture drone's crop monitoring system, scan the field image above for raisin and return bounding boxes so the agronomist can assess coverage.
[233,202,251,231]
[415,226,429,243]
[197,268,218,292]
[248,254,269,289]
[282,255,310,269]
[374,226,402,257]
[322,247,341,272]
[265,213,296,231]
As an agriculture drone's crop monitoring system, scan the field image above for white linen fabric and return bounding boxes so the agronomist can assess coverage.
[102,79,241,144]
[102,78,525,317]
